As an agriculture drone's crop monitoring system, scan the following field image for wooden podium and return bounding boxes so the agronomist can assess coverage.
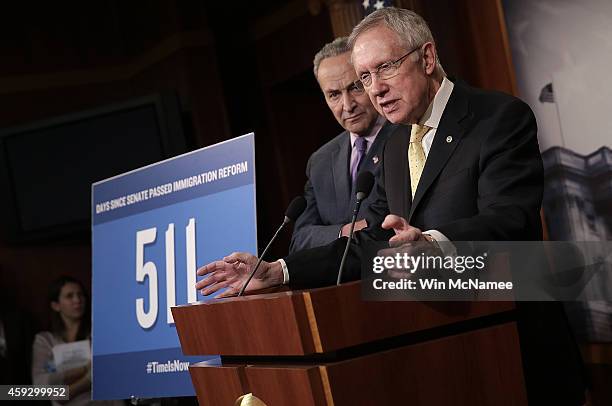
[172,281,527,405]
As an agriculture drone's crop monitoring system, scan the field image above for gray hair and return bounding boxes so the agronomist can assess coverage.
[348,7,445,75]
[313,37,350,79]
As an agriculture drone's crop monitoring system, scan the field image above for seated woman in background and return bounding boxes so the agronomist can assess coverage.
[32,276,123,406]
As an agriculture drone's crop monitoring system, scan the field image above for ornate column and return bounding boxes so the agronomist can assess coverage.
[326,0,364,37]
[307,0,426,38]
[308,0,363,37]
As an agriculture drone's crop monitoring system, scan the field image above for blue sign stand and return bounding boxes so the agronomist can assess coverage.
[91,133,257,400]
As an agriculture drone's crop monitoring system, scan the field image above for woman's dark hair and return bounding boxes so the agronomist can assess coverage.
[48,276,90,341]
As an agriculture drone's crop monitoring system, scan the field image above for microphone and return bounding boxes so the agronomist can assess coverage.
[336,171,375,285]
[238,196,306,296]
[283,195,307,226]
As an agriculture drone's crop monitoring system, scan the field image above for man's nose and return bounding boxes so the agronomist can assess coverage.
[369,75,388,98]
[342,92,356,112]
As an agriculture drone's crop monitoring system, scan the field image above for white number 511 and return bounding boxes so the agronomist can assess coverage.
[135,218,197,329]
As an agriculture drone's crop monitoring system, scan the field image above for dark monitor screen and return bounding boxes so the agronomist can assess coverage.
[0,93,186,241]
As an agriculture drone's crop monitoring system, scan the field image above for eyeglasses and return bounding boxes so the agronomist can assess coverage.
[356,44,422,88]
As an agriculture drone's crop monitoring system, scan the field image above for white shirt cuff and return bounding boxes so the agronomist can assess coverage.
[278,258,290,285]
[423,229,457,257]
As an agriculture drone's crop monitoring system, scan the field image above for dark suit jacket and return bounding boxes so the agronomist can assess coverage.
[289,121,405,253]
[284,81,586,404]
[287,80,544,285]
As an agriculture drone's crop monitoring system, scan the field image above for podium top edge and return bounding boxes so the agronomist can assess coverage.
[172,281,362,309]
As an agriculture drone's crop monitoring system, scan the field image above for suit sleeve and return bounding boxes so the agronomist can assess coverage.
[285,237,362,289]
[289,156,343,253]
[284,187,388,289]
[284,150,393,290]
[436,99,543,241]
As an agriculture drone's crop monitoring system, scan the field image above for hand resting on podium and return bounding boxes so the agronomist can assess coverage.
[196,253,284,297]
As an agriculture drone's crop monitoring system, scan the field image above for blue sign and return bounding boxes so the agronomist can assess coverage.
[91,134,257,400]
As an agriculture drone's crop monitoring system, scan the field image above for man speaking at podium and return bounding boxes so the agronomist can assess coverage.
[196,7,586,405]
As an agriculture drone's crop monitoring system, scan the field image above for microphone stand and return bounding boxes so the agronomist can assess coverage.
[235,195,305,297]
[238,219,289,297]
[336,199,363,285]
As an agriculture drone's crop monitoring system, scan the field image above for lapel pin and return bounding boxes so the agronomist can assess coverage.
[446,135,453,143]
[372,155,379,164]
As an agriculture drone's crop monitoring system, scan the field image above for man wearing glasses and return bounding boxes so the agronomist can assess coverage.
[197,8,586,404]
[197,7,542,292]
[289,37,407,253]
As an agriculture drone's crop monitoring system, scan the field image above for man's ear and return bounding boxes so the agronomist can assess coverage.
[422,42,436,75]
[51,301,60,312]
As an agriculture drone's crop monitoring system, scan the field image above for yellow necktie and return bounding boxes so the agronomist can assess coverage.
[409,124,431,198]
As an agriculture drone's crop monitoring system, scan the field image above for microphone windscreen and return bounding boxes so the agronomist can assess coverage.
[284,196,307,222]
[355,171,375,200]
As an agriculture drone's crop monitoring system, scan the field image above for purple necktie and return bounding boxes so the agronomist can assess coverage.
[351,137,368,183]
